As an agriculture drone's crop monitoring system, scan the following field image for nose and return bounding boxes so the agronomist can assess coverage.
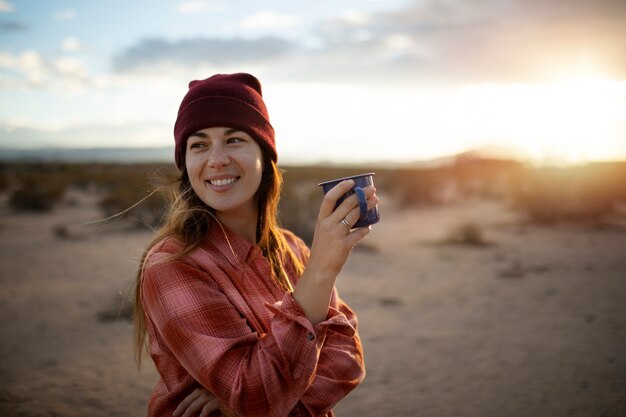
[206,144,230,168]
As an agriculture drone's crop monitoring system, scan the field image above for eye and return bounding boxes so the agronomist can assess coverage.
[226,137,245,145]
[188,140,207,150]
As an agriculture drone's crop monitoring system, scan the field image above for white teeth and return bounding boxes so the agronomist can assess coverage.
[209,177,237,186]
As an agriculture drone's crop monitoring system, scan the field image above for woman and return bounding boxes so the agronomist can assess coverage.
[134,73,379,417]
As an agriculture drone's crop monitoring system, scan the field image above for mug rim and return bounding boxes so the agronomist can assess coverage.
[318,172,375,187]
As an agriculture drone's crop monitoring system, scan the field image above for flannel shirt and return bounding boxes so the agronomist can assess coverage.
[140,222,365,417]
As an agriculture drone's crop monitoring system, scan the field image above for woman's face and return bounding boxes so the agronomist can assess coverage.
[185,126,264,218]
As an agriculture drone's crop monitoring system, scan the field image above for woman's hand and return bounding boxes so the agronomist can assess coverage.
[293,179,379,324]
[308,179,378,277]
[173,387,220,417]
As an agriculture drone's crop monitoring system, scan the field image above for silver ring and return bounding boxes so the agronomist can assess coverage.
[340,218,352,230]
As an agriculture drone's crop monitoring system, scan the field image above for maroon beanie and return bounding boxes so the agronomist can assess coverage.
[173,73,276,170]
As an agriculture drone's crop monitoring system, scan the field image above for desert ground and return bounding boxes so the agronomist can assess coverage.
[1,182,625,417]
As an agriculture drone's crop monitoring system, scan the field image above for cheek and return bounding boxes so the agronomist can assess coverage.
[185,154,202,177]
[185,157,204,190]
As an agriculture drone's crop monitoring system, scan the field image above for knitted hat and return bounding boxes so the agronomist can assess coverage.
[173,73,276,170]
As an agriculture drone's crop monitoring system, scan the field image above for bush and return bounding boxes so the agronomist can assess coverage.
[376,168,449,207]
[442,222,489,246]
[0,171,9,193]
[279,179,320,245]
[510,163,626,223]
[99,182,171,228]
[9,172,68,212]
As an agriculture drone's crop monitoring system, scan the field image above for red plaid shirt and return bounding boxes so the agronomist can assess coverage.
[140,223,365,417]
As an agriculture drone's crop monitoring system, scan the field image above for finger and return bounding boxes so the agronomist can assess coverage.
[345,224,372,247]
[181,397,208,417]
[342,203,376,228]
[335,185,376,217]
[359,188,379,212]
[362,185,377,197]
[334,189,379,226]
[199,400,221,417]
[174,389,201,417]
[366,192,379,211]
[318,180,355,218]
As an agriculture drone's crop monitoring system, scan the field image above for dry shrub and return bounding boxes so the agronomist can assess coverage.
[0,168,9,193]
[510,163,626,223]
[6,160,622,234]
[449,158,526,199]
[2,162,176,225]
[375,168,449,207]
[98,166,175,228]
[279,167,324,244]
[0,162,181,225]
[9,171,68,212]
[442,222,489,246]
[279,186,320,245]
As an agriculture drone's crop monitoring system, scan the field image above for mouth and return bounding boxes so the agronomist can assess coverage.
[206,176,240,187]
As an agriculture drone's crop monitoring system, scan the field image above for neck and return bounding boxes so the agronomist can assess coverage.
[216,207,259,245]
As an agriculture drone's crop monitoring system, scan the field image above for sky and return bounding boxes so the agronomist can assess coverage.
[1,0,625,165]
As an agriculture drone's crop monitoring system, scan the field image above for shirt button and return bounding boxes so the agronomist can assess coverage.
[306,332,315,341]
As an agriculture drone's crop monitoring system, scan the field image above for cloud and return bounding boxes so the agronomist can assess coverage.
[239,10,299,30]
[109,0,626,85]
[0,121,171,149]
[176,1,224,14]
[0,50,47,85]
[111,36,293,72]
[0,0,14,13]
[53,8,77,21]
[0,49,91,91]
[62,37,87,52]
[322,0,626,82]
[0,21,26,31]
[53,57,88,80]
[273,0,625,84]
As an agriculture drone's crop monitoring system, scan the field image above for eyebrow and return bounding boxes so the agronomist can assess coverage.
[190,128,243,138]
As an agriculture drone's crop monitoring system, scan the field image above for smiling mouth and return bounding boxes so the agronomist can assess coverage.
[207,177,240,187]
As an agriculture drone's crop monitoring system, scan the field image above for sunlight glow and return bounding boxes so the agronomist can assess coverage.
[457,78,626,165]
[267,78,625,166]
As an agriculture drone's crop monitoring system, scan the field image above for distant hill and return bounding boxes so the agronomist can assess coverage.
[0,146,172,163]
[0,144,530,167]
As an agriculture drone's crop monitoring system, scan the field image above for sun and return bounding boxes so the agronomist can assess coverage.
[528,78,625,165]
[470,76,626,166]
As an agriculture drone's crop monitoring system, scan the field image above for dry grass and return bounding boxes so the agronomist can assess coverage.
[509,163,626,224]
[1,160,625,234]
[441,222,490,247]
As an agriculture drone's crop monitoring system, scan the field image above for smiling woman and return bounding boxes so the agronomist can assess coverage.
[133,73,379,417]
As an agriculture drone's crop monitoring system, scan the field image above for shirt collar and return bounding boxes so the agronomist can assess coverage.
[205,219,263,267]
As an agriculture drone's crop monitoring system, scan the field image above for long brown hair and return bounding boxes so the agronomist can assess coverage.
[133,152,305,367]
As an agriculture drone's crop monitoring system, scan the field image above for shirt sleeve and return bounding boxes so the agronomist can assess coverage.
[280,230,366,416]
[294,288,366,417]
[141,251,357,417]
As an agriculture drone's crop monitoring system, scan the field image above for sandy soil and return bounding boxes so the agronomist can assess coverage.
[0,190,625,417]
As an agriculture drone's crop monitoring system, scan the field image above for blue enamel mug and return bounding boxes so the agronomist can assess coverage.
[318,172,380,228]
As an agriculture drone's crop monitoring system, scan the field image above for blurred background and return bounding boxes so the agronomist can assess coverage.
[1,1,625,416]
